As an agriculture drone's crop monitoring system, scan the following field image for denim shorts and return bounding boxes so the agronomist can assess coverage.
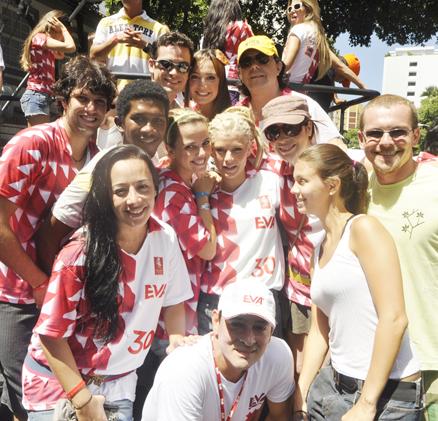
[307,365,423,420]
[20,89,52,117]
[27,398,133,421]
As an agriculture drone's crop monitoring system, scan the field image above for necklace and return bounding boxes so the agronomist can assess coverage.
[211,334,248,421]
[72,148,88,163]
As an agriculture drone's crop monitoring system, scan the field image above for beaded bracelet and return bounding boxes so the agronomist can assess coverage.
[114,34,119,43]
[67,380,86,400]
[33,278,49,291]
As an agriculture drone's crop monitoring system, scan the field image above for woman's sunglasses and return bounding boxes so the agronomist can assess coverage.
[239,53,271,69]
[287,2,303,13]
[264,120,308,142]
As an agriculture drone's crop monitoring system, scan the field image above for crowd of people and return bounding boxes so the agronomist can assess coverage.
[0,0,437,420]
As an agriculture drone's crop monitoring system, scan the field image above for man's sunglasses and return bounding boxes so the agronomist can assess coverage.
[264,120,308,142]
[287,2,303,13]
[239,53,271,69]
[363,129,413,141]
[153,59,190,74]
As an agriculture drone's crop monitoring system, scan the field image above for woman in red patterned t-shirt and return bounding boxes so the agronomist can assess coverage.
[20,11,76,127]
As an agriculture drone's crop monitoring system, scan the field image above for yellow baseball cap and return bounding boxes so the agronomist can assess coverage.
[237,35,279,63]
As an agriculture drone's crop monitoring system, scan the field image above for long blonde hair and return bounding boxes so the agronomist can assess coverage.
[287,0,331,80]
[20,10,70,71]
[209,107,268,170]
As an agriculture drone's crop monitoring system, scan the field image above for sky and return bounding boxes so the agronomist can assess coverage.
[334,33,438,100]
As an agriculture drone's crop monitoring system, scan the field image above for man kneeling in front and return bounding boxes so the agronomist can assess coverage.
[142,279,295,420]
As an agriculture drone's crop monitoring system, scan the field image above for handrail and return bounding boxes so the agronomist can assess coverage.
[1,71,380,135]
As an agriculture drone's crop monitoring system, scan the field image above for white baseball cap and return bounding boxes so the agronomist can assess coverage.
[218,279,276,328]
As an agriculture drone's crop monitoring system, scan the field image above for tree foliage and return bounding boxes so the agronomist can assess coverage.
[343,127,360,149]
[417,87,438,151]
[103,0,438,50]
[320,0,438,47]
[421,86,438,98]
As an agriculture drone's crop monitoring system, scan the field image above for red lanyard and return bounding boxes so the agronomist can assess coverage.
[211,334,248,421]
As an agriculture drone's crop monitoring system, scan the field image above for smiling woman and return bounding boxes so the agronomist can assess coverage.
[185,49,231,121]
[21,145,192,421]
[260,95,325,383]
[198,107,285,336]
[282,0,331,84]
[291,144,422,420]
[153,109,217,338]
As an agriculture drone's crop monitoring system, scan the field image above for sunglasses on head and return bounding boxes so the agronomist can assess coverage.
[287,2,303,13]
[239,53,271,69]
[363,129,413,141]
[153,59,190,74]
[264,120,308,142]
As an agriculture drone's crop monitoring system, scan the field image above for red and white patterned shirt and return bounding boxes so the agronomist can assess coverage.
[23,217,192,410]
[201,166,284,295]
[224,21,253,80]
[153,168,210,335]
[0,119,98,304]
[27,33,55,95]
[261,158,325,306]
[417,151,438,163]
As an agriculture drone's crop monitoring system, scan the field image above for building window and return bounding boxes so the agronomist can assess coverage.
[407,92,415,96]
[409,72,417,76]
[410,62,418,67]
[408,81,416,86]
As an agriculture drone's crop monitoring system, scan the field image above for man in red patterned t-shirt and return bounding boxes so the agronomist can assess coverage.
[0,55,116,420]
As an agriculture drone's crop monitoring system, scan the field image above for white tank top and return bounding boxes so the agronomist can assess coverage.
[311,215,421,380]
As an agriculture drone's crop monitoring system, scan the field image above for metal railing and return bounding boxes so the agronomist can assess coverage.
[1,72,380,134]
[110,73,380,135]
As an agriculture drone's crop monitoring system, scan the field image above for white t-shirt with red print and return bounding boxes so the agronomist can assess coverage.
[283,22,319,84]
[201,167,284,295]
[27,33,56,95]
[153,168,210,336]
[143,334,295,421]
[261,158,325,307]
[0,119,98,304]
[22,217,192,410]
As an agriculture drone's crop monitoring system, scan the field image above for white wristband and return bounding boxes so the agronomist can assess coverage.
[198,203,211,211]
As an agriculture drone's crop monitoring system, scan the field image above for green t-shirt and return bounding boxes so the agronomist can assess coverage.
[367,164,438,370]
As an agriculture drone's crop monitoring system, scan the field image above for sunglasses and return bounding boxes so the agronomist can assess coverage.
[287,2,303,13]
[363,129,413,141]
[239,53,271,69]
[264,121,308,142]
[153,59,190,74]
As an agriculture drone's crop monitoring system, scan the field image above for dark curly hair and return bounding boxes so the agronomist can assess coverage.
[116,79,170,125]
[52,54,117,113]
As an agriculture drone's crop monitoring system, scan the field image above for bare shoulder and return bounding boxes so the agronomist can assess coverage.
[350,215,393,252]
[350,215,383,233]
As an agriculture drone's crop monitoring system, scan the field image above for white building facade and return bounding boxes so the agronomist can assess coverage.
[382,46,438,108]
